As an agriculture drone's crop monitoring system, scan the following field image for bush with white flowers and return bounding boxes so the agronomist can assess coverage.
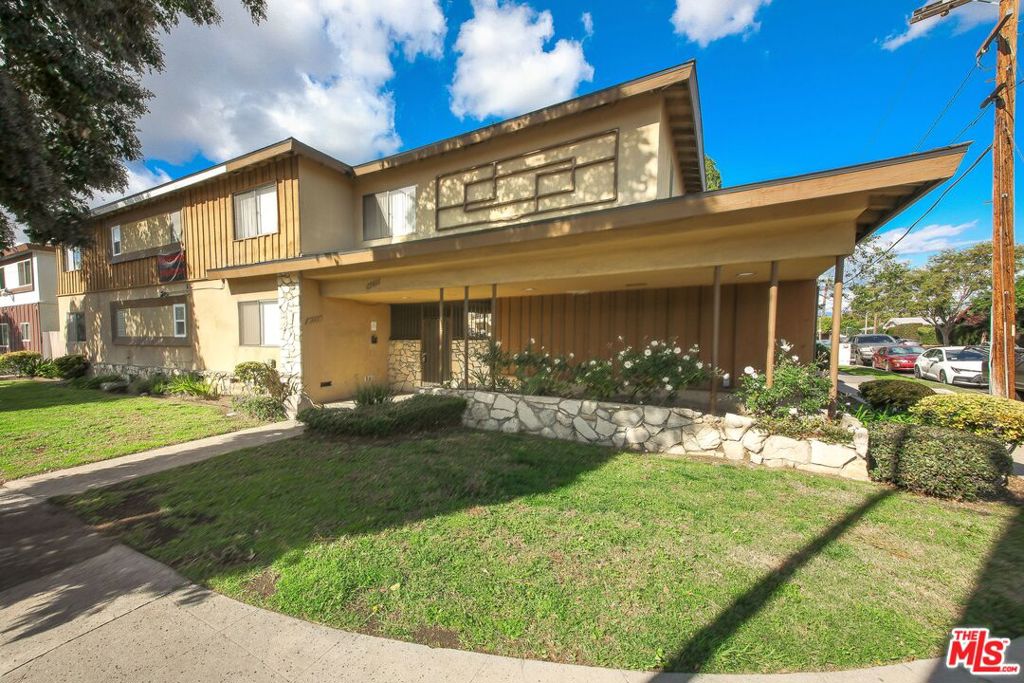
[617,339,711,403]
[737,340,830,418]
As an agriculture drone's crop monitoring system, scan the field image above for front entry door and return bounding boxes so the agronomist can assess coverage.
[421,318,448,383]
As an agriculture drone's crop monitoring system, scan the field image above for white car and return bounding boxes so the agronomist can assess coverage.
[913,346,987,387]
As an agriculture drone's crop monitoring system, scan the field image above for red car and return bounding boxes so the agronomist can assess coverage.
[872,345,926,372]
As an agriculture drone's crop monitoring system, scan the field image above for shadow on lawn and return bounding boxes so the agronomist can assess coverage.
[0,380,131,413]
[51,430,615,581]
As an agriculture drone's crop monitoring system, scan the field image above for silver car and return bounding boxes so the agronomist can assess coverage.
[850,334,898,365]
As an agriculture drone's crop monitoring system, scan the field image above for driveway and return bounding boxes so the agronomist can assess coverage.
[0,423,1011,682]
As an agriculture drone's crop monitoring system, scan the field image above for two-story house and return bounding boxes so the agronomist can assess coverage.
[1,244,58,356]
[58,62,966,406]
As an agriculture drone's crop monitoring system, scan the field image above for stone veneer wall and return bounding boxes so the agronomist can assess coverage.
[277,272,305,415]
[426,388,871,481]
[388,338,492,391]
[90,362,237,395]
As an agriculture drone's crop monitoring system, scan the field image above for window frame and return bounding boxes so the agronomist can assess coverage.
[237,299,280,347]
[232,183,279,240]
[0,322,8,347]
[64,246,82,272]
[67,312,86,343]
[362,185,417,241]
[111,225,122,256]
[19,321,30,345]
[172,303,187,338]
[16,259,32,287]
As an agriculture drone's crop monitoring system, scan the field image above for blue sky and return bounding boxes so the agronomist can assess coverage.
[124,0,1009,266]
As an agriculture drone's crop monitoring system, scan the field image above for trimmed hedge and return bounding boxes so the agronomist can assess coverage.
[859,380,934,413]
[52,354,89,379]
[0,351,43,376]
[299,394,467,438]
[910,393,1024,448]
[868,422,1011,500]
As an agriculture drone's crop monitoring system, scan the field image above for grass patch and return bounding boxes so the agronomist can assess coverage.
[56,430,1024,674]
[0,379,261,481]
[840,366,981,394]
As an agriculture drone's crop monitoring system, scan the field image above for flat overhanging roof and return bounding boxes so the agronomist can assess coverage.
[207,143,968,293]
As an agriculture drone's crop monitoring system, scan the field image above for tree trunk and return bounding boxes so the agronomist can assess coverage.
[939,323,954,346]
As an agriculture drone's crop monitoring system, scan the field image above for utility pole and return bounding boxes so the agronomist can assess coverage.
[910,0,1017,398]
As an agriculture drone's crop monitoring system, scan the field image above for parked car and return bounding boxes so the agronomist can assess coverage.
[975,345,1024,398]
[872,344,926,372]
[850,334,898,365]
[914,346,987,386]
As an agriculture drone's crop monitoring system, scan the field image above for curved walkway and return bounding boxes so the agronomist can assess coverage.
[0,424,1011,683]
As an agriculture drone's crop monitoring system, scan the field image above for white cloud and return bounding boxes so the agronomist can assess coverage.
[877,221,983,254]
[581,11,594,37]
[449,0,594,120]
[671,0,771,47]
[137,0,446,165]
[88,164,173,208]
[881,2,997,51]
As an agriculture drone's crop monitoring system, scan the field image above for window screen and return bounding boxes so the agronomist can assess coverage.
[234,184,278,239]
[363,186,416,240]
[17,260,32,286]
[239,300,280,346]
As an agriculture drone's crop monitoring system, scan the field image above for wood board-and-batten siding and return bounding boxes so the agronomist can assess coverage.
[493,282,817,380]
[57,157,300,296]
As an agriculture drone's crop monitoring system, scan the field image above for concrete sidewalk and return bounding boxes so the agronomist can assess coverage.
[0,422,1011,682]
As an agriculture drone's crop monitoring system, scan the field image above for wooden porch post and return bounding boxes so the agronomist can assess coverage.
[765,260,780,387]
[463,286,470,388]
[438,287,445,384]
[490,283,498,390]
[709,265,722,414]
[829,256,845,415]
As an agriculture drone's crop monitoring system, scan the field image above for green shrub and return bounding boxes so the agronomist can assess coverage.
[234,360,294,404]
[299,394,467,438]
[67,373,124,389]
[52,354,88,379]
[755,415,853,445]
[0,351,43,376]
[738,341,830,418]
[858,380,934,414]
[354,380,395,407]
[35,360,61,378]
[232,395,287,421]
[164,373,219,400]
[910,393,1024,448]
[127,373,168,395]
[868,422,1011,500]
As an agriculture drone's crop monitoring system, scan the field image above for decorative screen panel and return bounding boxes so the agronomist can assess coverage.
[435,129,619,231]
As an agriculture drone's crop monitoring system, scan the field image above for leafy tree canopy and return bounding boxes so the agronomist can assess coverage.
[704,155,721,191]
[0,0,266,248]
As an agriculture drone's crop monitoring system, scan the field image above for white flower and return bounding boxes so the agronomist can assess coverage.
[495,340,502,347]
[788,407,798,416]
[650,340,658,347]
[590,360,597,366]
[744,366,756,376]
[696,361,704,369]
[624,360,634,369]
[617,335,624,342]
[791,355,799,362]
[662,376,670,383]
[623,380,630,386]
[674,347,682,354]
[644,349,652,357]
[722,373,730,382]
[530,338,536,345]
[780,339,793,352]
[568,353,574,359]
[683,354,691,361]
[665,384,673,391]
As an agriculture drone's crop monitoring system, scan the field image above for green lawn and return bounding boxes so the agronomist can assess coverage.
[56,430,1024,674]
[840,365,983,394]
[0,379,261,481]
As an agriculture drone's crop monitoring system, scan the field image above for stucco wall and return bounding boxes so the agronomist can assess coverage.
[56,277,280,373]
[352,94,667,248]
[298,156,356,255]
[300,282,390,403]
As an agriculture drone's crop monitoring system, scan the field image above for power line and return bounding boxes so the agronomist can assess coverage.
[847,143,993,281]
[914,62,979,151]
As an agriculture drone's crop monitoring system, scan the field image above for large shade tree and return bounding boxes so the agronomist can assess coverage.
[0,0,266,248]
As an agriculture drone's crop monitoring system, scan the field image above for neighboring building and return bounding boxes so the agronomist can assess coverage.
[57,62,966,405]
[883,317,929,329]
[0,244,59,357]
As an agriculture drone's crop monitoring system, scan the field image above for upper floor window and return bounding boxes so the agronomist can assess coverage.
[64,246,82,272]
[234,184,278,240]
[111,225,122,256]
[16,259,32,287]
[363,186,416,241]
